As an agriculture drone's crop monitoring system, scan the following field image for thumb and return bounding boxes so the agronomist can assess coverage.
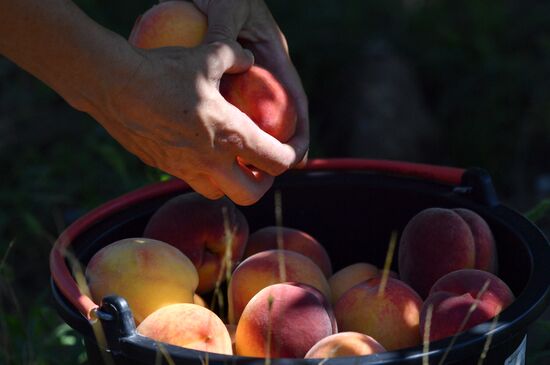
[193,0,250,43]
[205,40,254,78]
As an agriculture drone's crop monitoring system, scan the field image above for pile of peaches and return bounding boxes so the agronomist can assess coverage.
[85,192,515,359]
[83,1,515,359]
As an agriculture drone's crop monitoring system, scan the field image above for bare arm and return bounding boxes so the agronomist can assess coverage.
[0,0,139,113]
[0,0,302,205]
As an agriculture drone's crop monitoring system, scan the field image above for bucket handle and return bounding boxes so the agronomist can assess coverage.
[305,158,465,185]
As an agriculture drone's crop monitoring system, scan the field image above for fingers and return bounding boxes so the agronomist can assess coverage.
[237,127,299,176]
[183,173,225,200]
[204,40,253,77]
[195,0,250,44]
[263,59,310,167]
[211,160,275,206]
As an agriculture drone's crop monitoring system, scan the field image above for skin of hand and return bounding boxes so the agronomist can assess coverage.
[177,0,310,167]
[105,42,302,205]
[0,0,307,205]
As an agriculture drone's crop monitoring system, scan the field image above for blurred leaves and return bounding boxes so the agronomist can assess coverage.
[525,199,550,224]
[0,302,87,365]
[527,320,550,364]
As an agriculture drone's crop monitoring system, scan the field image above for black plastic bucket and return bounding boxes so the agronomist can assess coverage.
[50,158,550,364]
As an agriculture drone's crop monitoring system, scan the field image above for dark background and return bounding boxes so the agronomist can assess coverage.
[1,0,549,363]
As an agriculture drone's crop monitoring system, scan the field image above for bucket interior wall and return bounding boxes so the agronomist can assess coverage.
[70,171,531,299]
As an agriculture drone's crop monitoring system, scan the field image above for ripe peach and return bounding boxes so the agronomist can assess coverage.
[328,262,379,305]
[85,238,198,324]
[235,283,335,358]
[128,2,297,143]
[137,303,232,355]
[244,226,332,277]
[454,208,498,272]
[220,65,297,142]
[144,192,249,294]
[228,249,331,324]
[128,1,207,49]
[334,277,423,351]
[420,269,515,342]
[304,332,386,358]
[398,207,497,297]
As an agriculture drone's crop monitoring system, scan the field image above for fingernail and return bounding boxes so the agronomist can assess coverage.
[244,49,255,64]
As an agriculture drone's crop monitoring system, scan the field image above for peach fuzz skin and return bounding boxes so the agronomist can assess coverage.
[334,277,423,351]
[85,238,198,324]
[143,192,249,294]
[304,332,386,358]
[420,269,514,342]
[328,262,379,305]
[235,283,336,358]
[398,207,497,298]
[228,249,331,324]
[137,303,233,355]
[128,1,207,49]
[244,226,332,277]
[219,66,297,143]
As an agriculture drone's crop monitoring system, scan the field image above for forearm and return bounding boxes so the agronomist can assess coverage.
[0,0,140,113]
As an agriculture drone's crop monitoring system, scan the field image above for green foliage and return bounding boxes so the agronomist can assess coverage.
[525,199,550,223]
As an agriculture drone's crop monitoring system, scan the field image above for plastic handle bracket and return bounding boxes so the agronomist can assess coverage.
[458,167,500,207]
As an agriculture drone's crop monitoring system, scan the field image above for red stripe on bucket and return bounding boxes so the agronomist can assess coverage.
[305,158,465,186]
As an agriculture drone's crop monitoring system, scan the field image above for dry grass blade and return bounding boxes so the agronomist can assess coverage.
[198,350,209,365]
[210,206,234,316]
[221,206,234,282]
[64,247,115,365]
[437,279,491,365]
[264,294,275,365]
[422,304,434,365]
[318,343,344,365]
[274,190,286,283]
[0,239,17,365]
[377,231,398,298]
[156,342,176,365]
[477,307,501,365]
[0,239,15,272]
[154,344,162,365]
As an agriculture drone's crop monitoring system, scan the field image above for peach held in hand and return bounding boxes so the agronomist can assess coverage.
[235,283,335,358]
[334,277,423,351]
[220,65,297,143]
[144,192,249,294]
[420,269,515,342]
[244,226,332,277]
[304,332,386,359]
[228,249,331,324]
[137,303,233,355]
[85,237,198,324]
[129,1,207,49]
[398,207,497,297]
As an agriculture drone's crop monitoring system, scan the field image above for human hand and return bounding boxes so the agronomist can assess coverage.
[186,0,310,166]
[96,40,300,205]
